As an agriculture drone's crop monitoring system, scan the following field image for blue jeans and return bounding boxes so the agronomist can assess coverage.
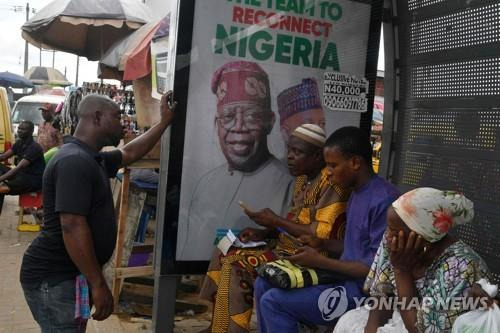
[254,277,355,333]
[22,279,87,333]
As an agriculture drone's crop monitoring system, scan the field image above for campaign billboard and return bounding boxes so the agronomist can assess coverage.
[171,0,376,261]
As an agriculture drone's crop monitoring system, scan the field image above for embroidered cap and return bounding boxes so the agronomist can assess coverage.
[291,124,326,148]
[278,78,322,125]
[211,61,270,110]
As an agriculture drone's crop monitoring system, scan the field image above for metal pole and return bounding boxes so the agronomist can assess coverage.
[75,56,80,86]
[152,129,176,333]
[379,0,397,179]
[23,2,29,74]
[153,1,188,330]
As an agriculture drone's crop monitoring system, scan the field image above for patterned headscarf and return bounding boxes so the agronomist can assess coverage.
[392,188,474,243]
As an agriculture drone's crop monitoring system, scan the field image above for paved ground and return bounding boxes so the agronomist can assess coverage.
[0,196,41,333]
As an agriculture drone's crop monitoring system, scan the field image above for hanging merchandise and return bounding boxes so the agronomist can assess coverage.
[61,88,83,135]
[61,82,140,136]
[116,89,139,136]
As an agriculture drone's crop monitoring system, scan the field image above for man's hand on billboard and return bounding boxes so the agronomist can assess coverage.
[160,90,177,125]
[244,207,279,228]
[121,90,176,166]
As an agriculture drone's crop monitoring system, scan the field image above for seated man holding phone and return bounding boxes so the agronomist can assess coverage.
[199,124,350,333]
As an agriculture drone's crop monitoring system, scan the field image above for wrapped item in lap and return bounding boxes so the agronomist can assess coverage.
[256,259,347,289]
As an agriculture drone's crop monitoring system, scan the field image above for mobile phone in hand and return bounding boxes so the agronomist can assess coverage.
[165,91,175,110]
[238,200,251,211]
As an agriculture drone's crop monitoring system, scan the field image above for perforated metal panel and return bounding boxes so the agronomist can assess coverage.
[397,151,500,208]
[408,0,445,11]
[390,0,500,283]
[410,3,500,54]
[404,109,500,150]
[408,59,500,98]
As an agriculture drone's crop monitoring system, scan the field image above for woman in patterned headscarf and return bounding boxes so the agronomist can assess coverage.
[334,188,491,333]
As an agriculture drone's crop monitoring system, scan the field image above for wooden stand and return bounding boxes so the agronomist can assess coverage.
[112,159,160,309]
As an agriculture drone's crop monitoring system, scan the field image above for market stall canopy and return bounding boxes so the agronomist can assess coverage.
[21,0,153,61]
[24,66,72,87]
[123,14,170,81]
[0,71,34,88]
[99,14,169,81]
[98,21,161,80]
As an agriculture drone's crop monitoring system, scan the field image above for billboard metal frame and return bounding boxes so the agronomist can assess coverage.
[151,0,384,330]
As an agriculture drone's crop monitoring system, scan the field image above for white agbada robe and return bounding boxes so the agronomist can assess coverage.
[177,156,293,260]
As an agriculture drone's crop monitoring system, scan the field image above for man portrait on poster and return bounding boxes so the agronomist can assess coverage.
[278,78,326,149]
[178,60,293,260]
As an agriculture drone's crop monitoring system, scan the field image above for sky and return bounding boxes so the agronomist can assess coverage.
[0,0,384,87]
[0,0,105,85]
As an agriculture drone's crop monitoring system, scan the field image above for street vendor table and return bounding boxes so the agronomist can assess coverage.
[112,158,160,309]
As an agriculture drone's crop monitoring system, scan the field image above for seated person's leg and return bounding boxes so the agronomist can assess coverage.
[0,165,13,193]
[0,164,10,175]
[0,194,4,214]
[258,283,352,333]
[0,166,14,213]
[0,174,36,215]
[4,173,34,195]
[200,248,226,303]
[202,248,273,332]
[254,277,274,331]
[0,184,9,194]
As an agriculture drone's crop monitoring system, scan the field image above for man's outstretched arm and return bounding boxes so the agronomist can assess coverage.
[120,91,176,166]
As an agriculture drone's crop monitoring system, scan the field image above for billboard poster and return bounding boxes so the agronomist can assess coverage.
[176,0,372,261]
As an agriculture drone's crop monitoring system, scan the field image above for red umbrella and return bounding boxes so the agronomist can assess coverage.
[122,23,160,81]
[99,15,169,81]
[123,14,170,80]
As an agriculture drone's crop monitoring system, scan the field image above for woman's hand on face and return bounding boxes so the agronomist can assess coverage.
[389,230,425,273]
